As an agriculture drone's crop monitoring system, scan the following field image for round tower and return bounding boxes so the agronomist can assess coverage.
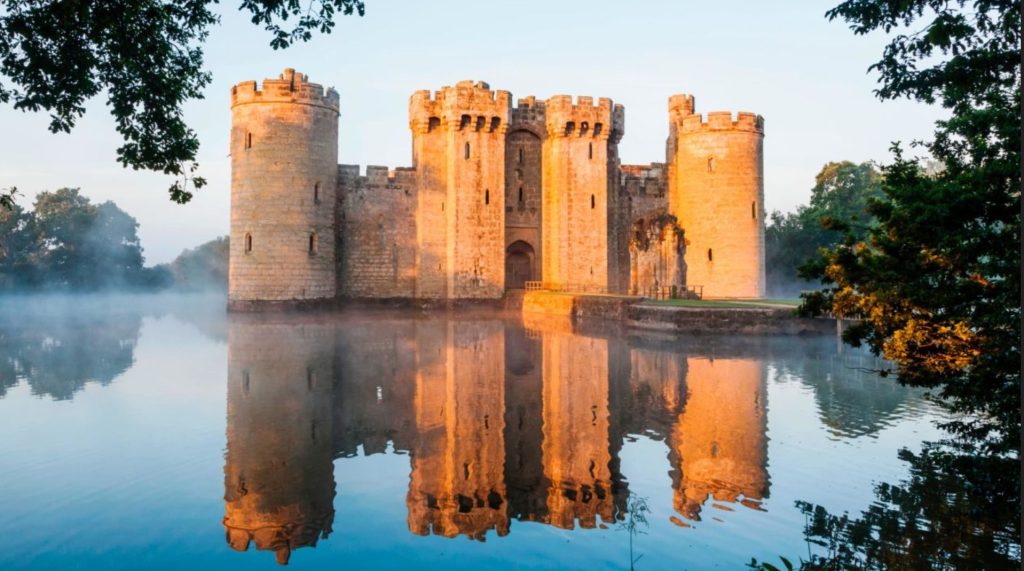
[229,68,340,310]
[668,100,764,298]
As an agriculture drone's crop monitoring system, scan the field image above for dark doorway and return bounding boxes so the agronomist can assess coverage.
[505,241,535,289]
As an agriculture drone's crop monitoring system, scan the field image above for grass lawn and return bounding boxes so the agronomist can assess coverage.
[642,298,801,309]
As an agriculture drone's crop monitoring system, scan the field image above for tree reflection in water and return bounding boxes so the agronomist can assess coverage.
[751,443,1020,570]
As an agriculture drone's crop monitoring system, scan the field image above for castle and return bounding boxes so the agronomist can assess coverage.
[228,69,765,309]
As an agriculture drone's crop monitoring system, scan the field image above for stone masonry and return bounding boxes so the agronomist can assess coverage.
[228,69,766,309]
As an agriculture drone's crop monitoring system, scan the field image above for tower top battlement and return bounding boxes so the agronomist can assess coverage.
[668,94,696,123]
[544,95,615,139]
[409,80,511,131]
[678,111,764,134]
[231,68,339,111]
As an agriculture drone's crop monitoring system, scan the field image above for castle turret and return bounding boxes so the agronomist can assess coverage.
[229,69,339,309]
[409,81,510,299]
[542,96,617,291]
[667,96,765,298]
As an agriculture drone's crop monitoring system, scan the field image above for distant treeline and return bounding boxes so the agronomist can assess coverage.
[765,160,883,297]
[0,188,227,292]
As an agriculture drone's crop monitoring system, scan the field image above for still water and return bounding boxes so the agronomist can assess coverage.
[0,295,945,570]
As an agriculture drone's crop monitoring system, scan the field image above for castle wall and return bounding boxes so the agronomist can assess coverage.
[336,165,417,299]
[410,81,510,299]
[614,164,670,293]
[504,98,546,287]
[668,97,766,298]
[542,96,617,290]
[629,215,684,296]
[229,69,339,305]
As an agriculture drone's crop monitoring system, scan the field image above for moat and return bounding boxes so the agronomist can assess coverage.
[0,295,945,570]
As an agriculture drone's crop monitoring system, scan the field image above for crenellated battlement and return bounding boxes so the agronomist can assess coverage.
[409,80,510,133]
[620,163,667,197]
[231,68,339,111]
[337,164,416,191]
[678,111,764,134]
[544,95,615,139]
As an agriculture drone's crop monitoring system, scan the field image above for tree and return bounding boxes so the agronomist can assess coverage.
[0,0,365,203]
[164,235,229,290]
[765,161,882,296]
[0,199,39,288]
[799,0,1021,454]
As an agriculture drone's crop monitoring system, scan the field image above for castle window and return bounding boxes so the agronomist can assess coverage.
[309,232,318,256]
[465,142,470,159]
[707,157,715,173]
[594,123,603,136]
[244,233,252,254]
[751,201,757,219]
[518,187,523,203]
[428,117,440,132]
[518,148,524,163]
[591,194,596,209]
[460,114,471,130]
[489,117,501,132]
[485,189,490,205]
[307,368,316,391]
[475,116,485,131]
[314,182,321,204]
[588,142,593,159]
[565,121,575,136]
[580,121,589,135]
[242,371,250,395]
[707,248,713,262]
[245,132,252,149]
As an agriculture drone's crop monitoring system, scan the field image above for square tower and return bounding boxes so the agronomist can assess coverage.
[409,81,510,299]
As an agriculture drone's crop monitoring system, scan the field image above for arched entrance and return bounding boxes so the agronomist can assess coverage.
[505,240,535,289]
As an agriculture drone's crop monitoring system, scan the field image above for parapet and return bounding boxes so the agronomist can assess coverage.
[231,68,339,111]
[620,163,667,197]
[510,96,547,134]
[337,164,416,192]
[409,80,511,133]
[544,95,615,139]
[678,111,764,134]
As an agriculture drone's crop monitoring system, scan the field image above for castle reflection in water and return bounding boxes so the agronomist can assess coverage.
[223,313,770,564]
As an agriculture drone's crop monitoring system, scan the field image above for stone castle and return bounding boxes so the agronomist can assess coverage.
[228,68,765,309]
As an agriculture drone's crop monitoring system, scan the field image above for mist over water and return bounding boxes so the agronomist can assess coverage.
[0,294,944,570]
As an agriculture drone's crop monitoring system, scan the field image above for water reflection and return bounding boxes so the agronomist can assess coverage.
[223,320,336,565]
[218,314,929,563]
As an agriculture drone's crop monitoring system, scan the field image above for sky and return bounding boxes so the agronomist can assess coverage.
[0,0,946,265]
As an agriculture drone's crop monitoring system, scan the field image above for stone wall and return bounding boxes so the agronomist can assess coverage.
[336,165,417,299]
[229,69,339,306]
[668,99,765,298]
[629,214,684,296]
[542,96,616,290]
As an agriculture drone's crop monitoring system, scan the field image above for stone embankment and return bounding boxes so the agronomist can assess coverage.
[519,291,832,335]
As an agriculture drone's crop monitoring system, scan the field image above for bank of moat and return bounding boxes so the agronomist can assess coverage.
[228,69,765,310]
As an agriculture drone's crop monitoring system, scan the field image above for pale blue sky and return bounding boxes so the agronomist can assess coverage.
[0,0,944,264]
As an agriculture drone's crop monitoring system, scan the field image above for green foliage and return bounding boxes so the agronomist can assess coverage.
[801,0,1021,453]
[0,188,156,290]
[159,235,228,291]
[0,1,364,203]
[765,161,882,296]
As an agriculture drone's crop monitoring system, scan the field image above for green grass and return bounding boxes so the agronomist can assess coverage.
[642,298,800,309]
